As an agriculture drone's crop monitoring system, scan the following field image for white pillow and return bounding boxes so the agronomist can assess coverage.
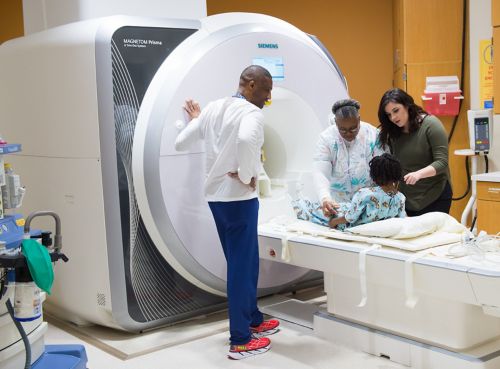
[347,212,464,239]
[393,213,441,238]
[346,217,406,238]
[440,214,468,233]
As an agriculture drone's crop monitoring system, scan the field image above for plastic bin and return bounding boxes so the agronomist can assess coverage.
[421,76,463,116]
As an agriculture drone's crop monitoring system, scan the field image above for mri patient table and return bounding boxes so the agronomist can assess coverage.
[258,217,500,369]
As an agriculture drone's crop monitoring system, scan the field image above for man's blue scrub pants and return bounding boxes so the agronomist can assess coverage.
[209,198,264,345]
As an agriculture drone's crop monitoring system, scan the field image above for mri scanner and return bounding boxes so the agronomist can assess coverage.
[0,13,346,331]
[3,11,500,369]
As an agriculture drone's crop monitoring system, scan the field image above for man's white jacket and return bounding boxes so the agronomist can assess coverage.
[175,97,264,202]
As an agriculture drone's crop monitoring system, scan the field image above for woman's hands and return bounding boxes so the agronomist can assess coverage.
[403,171,422,185]
[403,165,437,185]
[321,198,339,216]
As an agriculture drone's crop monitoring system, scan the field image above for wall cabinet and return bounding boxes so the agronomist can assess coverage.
[392,0,468,220]
[392,0,463,96]
[477,180,500,234]
[493,0,500,27]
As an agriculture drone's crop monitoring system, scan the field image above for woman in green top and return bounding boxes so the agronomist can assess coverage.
[377,88,452,216]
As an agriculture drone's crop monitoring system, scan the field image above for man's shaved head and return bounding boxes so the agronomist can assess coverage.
[239,65,272,87]
[237,65,273,109]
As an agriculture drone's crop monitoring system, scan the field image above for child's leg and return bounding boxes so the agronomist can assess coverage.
[291,197,330,226]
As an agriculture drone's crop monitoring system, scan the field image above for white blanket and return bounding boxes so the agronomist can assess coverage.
[264,212,466,251]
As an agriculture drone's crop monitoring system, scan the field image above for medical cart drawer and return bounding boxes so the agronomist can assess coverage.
[477,181,500,201]
[477,181,500,234]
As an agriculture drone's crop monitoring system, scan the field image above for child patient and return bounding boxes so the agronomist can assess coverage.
[293,153,406,230]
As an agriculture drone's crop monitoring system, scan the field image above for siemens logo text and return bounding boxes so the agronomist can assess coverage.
[258,43,278,49]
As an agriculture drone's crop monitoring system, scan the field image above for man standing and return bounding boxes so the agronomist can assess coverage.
[175,65,279,360]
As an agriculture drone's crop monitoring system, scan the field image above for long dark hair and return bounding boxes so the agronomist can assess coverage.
[377,88,428,149]
[369,153,403,186]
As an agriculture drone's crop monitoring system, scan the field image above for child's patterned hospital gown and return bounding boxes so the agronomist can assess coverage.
[292,186,406,231]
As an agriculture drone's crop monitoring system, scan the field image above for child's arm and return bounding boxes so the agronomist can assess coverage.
[328,189,368,229]
[329,216,347,228]
[342,190,366,224]
[396,193,407,218]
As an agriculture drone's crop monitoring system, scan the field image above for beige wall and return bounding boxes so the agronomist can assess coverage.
[207,0,394,125]
[1,0,393,124]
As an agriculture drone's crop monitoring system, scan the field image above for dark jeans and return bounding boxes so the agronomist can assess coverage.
[406,181,452,217]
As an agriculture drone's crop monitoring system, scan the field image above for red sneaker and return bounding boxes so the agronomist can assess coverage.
[250,319,280,338]
[228,337,271,360]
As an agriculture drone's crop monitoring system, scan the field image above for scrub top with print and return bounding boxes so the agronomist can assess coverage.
[292,186,406,231]
[313,121,386,203]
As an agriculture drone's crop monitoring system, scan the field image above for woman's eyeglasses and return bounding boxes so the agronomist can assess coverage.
[337,126,360,134]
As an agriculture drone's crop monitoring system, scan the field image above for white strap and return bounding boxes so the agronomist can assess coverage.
[281,234,291,262]
[404,250,432,308]
[357,244,382,307]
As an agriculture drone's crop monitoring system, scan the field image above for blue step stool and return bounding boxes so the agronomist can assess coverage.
[31,344,88,369]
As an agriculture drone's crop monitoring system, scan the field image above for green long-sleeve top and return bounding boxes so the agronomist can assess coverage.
[390,115,451,211]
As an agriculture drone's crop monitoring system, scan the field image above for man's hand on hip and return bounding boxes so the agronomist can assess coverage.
[227,172,256,191]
